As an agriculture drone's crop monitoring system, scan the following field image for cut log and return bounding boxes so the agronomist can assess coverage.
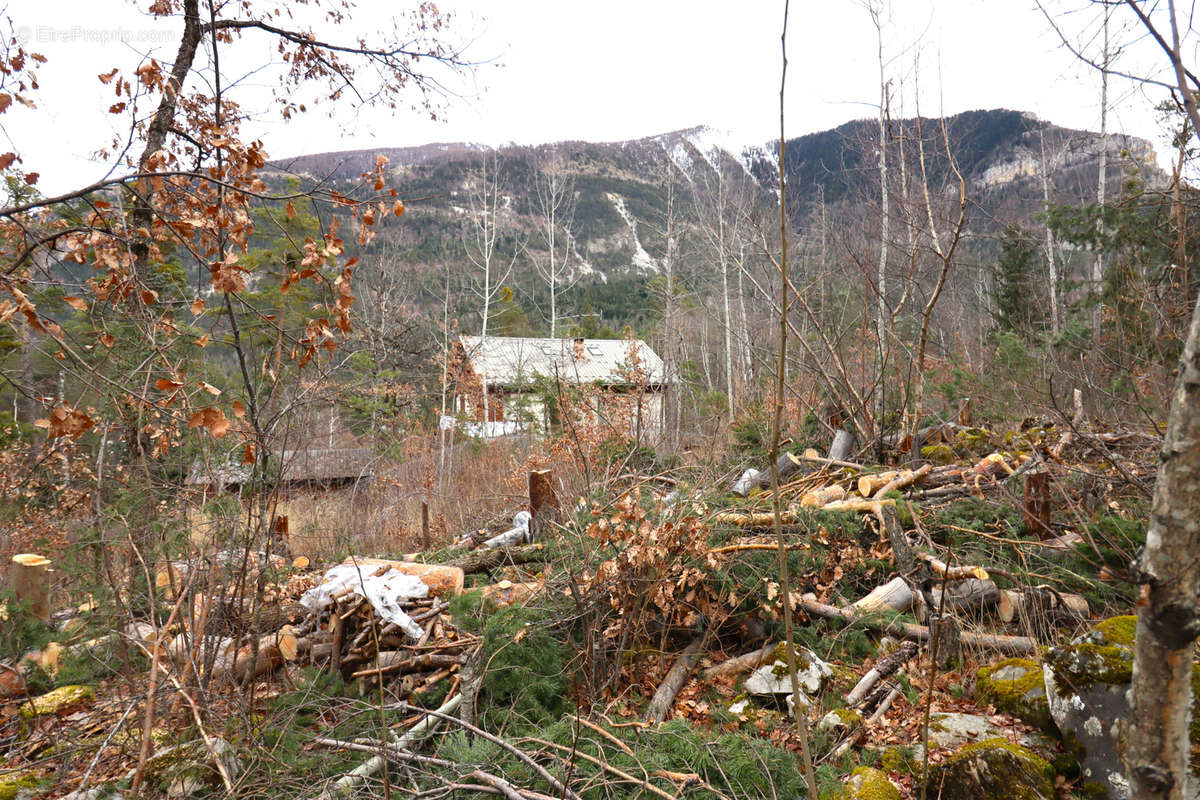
[848,577,913,615]
[917,553,989,581]
[929,578,1000,615]
[700,642,774,681]
[210,633,286,684]
[821,498,895,514]
[997,588,1089,625]
[713,509,797,527]
[10,554,51,623]
[872,464,932,498]
[795,596,1038,655]
[340,558,465,597]
[478,580,541,607]
[446,544,547,575]
[800,484,846,508]
[646,637,704,724]
[857,471,899,498]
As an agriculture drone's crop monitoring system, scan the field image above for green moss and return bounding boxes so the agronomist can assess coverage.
[921,443,955,464]
[837,767,900,800]
[1045,642,1132,693]
[0,772,40,800]
[944,737,1053,778]
[1091,615,1136,647]
[976,658,1053,731]
[955,428,997,455]
[878,745,920,775]
[834,707,863,726]
[935,738,1055,800]
[18,684,93,719]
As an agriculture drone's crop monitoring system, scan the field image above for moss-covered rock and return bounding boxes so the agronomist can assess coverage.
[921,443,955,464]
[0,772,40,800]
[818,707,863,735]
[977,658,1054,732]
[1088,615,1136,647]
[837,767,901,800]
[1042,616,1138,799]
[18,684,93,719]
[929,738,1055,800]
[876,745,922,776]
[141,737,240,798]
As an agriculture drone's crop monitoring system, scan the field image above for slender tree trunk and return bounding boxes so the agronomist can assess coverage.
[1039,126,1061,336]
[1128,287,1200,800]
[871,3,891,441]
[1093,2,1109,343]
[721,242,735,419]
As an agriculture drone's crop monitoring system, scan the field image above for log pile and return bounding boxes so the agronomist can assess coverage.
[720,451,1027,525]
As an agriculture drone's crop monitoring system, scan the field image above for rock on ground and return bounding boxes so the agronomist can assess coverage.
[928,738,1055,800]
[141,737,241,799]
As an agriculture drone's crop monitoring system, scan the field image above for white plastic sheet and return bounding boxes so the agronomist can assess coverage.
[484,510,532,549]
[300,563,429,640]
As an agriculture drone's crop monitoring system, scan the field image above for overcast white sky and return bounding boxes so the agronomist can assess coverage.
[0,0,1184,194]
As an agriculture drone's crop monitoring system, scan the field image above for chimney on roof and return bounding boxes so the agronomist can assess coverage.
[573,338,586,360]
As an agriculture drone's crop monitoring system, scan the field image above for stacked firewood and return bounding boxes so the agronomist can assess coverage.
[312,593,476,698]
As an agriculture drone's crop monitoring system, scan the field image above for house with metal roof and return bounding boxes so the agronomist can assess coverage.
[186,447,375,494]
[447,335,668,440]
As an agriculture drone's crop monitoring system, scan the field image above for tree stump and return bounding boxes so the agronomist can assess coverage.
[957,396,972,427]
[930,613,961,670]
[10,554,51,623]
[528,469,559,541]
[1023,470,1053,539]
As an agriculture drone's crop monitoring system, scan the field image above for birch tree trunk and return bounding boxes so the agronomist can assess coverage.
[1124,5,1200,793]
[1128,286,1200,800]
[1039,126,1061,336]
[1093,2,1109,344]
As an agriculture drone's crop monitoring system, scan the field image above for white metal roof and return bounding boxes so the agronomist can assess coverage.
[459,335,666,387]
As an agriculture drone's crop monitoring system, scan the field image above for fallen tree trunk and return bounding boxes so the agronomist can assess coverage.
[848,577,913,615]
[800,484,846,508]
[821,498,895,515]
[997,587,1089,625]
[350,652,462,679]
[646,638,704,724]
[447,544,547,575]
[844,640,918,707]
[308,693,462,800]
[872,463,932,498]
[917,553,989,581]
[928,578,1000,616]
[712,509,797,527]
[797,449,865,471]
[796,596,1038,655]
[699,642,774,681]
